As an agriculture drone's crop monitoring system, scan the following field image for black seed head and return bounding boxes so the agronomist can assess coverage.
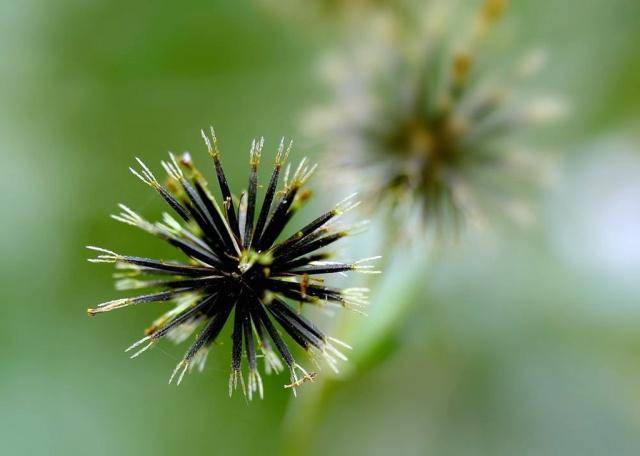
[87,129,378,399]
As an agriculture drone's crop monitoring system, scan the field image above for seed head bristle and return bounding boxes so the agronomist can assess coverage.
[250,137,264,165]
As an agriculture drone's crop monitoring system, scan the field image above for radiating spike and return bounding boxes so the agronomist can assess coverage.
[244,140,260,248]
[87,288,191,315]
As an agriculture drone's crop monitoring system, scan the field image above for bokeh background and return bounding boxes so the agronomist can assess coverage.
[1,0,640,455]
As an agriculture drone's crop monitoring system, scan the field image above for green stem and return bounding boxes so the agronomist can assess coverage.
[282,241,428,455]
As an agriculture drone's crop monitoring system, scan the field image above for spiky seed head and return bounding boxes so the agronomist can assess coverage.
[87,129,378,399]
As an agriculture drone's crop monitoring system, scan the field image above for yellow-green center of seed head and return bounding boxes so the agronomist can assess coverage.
[388,114,460,175]
[238,249,273,273]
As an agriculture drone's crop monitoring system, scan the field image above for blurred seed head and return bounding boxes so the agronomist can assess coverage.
[303,0,567,238]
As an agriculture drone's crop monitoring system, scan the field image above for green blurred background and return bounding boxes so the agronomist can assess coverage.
[1,0,639,454]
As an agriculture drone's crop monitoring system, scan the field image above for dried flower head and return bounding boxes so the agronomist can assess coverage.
[87,129,377,399]
[304,0,565,234]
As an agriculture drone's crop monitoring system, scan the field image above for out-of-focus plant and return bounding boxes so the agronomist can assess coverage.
[284,1,566,452]
[304,0,565,236]
[296,0,567,377]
